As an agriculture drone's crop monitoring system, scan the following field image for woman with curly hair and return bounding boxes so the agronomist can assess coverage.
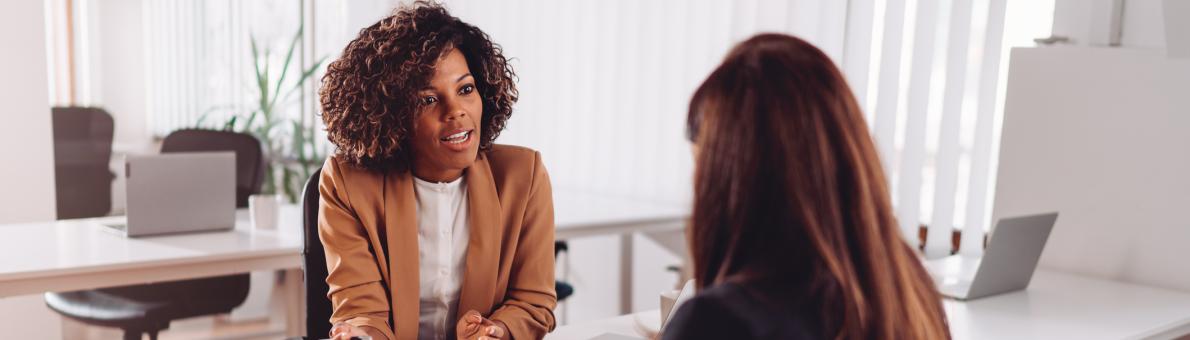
[316,2,554,340]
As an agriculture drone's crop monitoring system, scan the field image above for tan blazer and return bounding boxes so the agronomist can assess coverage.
[318,145,557,340]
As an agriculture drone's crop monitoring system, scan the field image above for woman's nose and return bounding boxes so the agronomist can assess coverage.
[444,100,467,121]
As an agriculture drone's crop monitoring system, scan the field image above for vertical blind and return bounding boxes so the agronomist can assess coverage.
[142,0,304,137]
[127,0,1026,256]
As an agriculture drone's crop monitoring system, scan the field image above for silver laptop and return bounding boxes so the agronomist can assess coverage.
[925,212,1058,300]
[106,152,237,237]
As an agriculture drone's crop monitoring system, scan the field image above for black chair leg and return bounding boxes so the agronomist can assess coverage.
[123,326,164,340]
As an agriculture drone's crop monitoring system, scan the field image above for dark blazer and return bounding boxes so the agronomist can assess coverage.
[662,282,820,340]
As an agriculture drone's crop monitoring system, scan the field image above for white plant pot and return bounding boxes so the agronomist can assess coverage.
[249,194,280,230]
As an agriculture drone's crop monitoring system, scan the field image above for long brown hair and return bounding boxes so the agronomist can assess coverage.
[686,33,949,339]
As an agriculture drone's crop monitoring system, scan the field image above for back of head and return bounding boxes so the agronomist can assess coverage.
[686,33,949,339]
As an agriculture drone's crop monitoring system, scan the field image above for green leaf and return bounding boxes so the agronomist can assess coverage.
[241,110,259,134]
[283,56,328,101]
[223,116,238,131]
[282,167,297,203]
[269,28,303,113]
[251,37,267,107]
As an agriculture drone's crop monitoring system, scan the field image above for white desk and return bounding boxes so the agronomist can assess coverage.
[0,190,685,296]
[546,311,657,340]
[0,190,687,332]
[0,206,304,298]
[552,190,689,314]
[944,270,1190,340]
[549,270,1190,340]
[0,205,306,335]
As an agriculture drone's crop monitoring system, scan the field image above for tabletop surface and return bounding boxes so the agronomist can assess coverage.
[548,270,1190,340]
[0,190,688,281]
[0,206,304,282]
[943,270,1190,340]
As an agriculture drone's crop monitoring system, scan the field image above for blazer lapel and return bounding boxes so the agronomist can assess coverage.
[383,170,420,339]
[458,153,503,316]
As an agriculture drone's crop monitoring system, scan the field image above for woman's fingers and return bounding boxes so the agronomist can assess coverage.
[330,323,349,339]
[457,309,486,339]
[461,310,484,326]
[329,323,368,340]
[455,310,505,340]
[486,325,504,338]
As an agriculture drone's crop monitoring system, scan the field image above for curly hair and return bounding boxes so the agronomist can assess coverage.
[319,1,517,171]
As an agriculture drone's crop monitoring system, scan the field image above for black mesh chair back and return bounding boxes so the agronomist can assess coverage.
[51,107,115,219]
[302,168,333,338]
[160,129,266,207]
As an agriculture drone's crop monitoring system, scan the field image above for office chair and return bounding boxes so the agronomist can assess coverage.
[555,241,575,301]
[302,168,334,338]
[51,107,115,219]
[159,129,267,207]
[45,129,264,340]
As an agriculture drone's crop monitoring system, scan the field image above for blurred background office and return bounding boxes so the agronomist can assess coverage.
[2,0,1187,339]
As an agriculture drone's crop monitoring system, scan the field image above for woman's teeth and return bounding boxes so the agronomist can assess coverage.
[441,131,470,144]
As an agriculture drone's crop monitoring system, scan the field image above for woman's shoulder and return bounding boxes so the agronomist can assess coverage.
[320,154,386,195]
[483,144,544,180]
[663,282,819,340]
[485,144,540,167]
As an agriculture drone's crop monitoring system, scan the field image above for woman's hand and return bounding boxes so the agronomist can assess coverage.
[456,310,509,340]
[330,322,382,340]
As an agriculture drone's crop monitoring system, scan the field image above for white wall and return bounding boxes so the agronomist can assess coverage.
[1051,0,1167,49]
[1,0,56,222]
[1027,0,1190,292]
[0,1,64,338]
[993,46,1190,291]
[94,0,150,149]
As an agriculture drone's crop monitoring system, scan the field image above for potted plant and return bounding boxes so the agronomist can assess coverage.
[198,27,328,203]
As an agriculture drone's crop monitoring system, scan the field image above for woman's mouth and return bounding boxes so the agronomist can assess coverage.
[439,129,473,149]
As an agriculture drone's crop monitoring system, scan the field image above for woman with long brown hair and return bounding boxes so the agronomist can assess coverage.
[663,33,950,339]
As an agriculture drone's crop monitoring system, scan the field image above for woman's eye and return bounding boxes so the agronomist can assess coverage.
[421,96,438,105]
[459,84,475,95]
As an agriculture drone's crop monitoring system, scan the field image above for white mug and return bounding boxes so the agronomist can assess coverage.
[249,194,280,230]
[659,289,680,328]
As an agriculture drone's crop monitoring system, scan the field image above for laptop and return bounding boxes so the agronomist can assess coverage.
[925,212,1059,300]
[106,152,237,237]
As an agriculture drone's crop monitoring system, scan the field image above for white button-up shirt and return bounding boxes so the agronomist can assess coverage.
[413,176,470,340]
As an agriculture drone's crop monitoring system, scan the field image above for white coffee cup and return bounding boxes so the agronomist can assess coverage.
[249,194,280,230]
[660,289,680,328]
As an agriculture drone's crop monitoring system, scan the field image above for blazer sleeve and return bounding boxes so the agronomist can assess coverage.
[318,158,396,340]
[489,152,558,339]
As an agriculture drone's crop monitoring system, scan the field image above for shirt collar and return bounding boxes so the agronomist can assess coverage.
[413,174,466,193]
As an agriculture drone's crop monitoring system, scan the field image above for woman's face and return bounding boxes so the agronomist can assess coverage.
[410,48,484,182]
